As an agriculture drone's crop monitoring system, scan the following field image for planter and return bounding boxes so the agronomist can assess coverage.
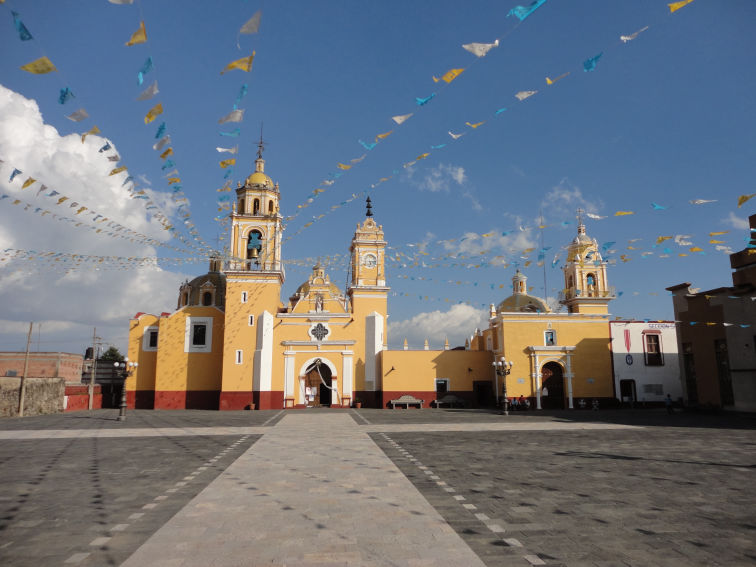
[354,402,362,409]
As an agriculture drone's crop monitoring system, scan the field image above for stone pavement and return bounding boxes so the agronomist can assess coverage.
[0,408,754,566]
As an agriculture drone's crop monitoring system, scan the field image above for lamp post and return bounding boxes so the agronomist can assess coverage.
[492,358,513,415]
[113,359,138,422]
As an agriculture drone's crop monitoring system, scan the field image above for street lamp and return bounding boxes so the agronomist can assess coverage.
[113,359,138,422]
[492,358,513,415]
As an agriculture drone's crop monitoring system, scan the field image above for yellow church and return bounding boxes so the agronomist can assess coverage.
[126,149,616,410]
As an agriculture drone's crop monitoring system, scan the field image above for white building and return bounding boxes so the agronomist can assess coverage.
[610,321,682,405]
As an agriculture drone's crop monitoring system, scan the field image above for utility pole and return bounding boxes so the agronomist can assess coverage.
[18,322,33,417]
[89,327,98,410]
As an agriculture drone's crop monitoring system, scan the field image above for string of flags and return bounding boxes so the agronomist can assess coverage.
[282,0,703,239]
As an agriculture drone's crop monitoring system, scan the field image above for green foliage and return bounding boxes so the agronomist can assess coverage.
[100,346,124,362]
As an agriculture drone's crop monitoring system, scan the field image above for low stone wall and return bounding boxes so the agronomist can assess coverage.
[0,377,66,418]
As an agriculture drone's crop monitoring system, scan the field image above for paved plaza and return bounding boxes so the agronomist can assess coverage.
[0,408,754,566]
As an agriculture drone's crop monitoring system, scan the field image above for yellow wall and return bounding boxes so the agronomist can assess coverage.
[382,350,494,392]
[127,314,159,392]
[154,306,225,392]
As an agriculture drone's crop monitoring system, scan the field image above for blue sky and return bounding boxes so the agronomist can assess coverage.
[0,0,755,353]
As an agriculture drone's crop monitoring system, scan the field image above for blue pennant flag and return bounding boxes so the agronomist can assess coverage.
[507,0,548,22]
[416,93,436,106]
[58,87,75,105]
[224,168,233,179]
[161,160,175,170]
[431,144,447,149]
[99,142,111,153]
[138,56,154,85]
[233,84,248,110]
[155,122,166,139]
[583,52,603,72]
[219,128,241,137]
[9,168,22,182]
[12,11,33,41]
[359,139,377,151]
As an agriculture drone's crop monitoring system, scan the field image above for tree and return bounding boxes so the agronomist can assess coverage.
[100,346,124,362]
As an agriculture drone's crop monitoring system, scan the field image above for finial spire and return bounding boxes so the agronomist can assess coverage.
[366,196,373,217]
[256,123,265,160]
[576,208,586,234]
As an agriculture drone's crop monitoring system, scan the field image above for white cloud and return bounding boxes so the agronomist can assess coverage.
[412,163,467,193]
[542,179,602,219]
[0,85,188,353]
[388,303,488,350]
[724,212,749,231]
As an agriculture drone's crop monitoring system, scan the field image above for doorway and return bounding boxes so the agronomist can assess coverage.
[304,360,333,407]
[541,362,565,409]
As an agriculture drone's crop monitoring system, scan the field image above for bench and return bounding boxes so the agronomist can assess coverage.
[431,394,466,408]
[389,395,424,409]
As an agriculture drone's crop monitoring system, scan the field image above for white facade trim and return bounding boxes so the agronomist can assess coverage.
[184,316,213,353]
[253,310,274,392]
[364,312,384,392]
[142,326,159,352]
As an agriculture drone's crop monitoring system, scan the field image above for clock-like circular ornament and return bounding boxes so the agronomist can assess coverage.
[363,253,377,268]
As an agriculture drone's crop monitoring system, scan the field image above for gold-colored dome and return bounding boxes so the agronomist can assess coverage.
[245,171,274,187]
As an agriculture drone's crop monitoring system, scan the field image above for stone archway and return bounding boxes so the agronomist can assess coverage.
[541,361,565,409]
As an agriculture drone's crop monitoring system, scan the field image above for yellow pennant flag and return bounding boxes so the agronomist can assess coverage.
[219,158,236,168]
[109,166,127,176]
[144,103,163,124]
[710,239,725,244]
[167,177,181,184]
[57,197,69,205]
[375,130,393,140]
[20,56,57,74]
[668,0,694,13]
[546,72,570,85]
[433,68,464,84]
[220,52,255,74]
[125,21,147,46]
[76,207,87,214]
[656,235,673,244]
[737,193,756,208]
[466,121,485,129]
[614,211,634,216]
[709,231,729,236]
[416,153,430,160]
[690,246,704,252]
[336,163,352,170]
[159,147,174,159]
[81,125,100,143]
[21,177,36,189]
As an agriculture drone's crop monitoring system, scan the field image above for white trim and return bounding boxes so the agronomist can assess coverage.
[253,311,274,392]
[308,322,332,342]
[142,326,159,352]
[278,313,352,320]
[184,316,213,353]
[365,312,383,391]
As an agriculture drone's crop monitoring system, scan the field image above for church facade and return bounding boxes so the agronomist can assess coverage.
[126,153,628,410]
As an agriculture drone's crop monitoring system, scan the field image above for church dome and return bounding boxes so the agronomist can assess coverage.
[497,294,550,313]
[245,170,274,188]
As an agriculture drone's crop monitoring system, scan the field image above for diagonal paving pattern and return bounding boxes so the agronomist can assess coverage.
[121,413,491,567]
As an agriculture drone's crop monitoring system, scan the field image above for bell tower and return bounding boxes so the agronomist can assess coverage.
[228,136,283,278]
[348,197,389,405]
[560,210,614,314]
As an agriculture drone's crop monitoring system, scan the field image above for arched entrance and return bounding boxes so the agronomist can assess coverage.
[541,361,565,409]
[304,360,333,407]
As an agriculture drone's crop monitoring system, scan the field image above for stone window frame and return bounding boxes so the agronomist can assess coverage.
[184,316,213,353]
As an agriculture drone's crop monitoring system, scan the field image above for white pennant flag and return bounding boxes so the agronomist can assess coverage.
[240,11,261,34]
[515,90,537,101]
[461,39,499,58]
[136,81,159,101]
[218,109,245,124]
[216,146,239,154]
[620,26,649,43]
[108,0,134,4]
[392,113,413,125]
[66,108,89,122]
[153,135,171,151]
[689,199,717,205]
[586,212,607,220]
[448,131,465,140]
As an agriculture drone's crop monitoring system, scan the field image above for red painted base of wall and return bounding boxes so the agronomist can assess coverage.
[64,385,101,412]
[253,391,284,410]
[153,391,220,410]
[382,390,436,409]
[219,391,254,410]
[126,390,156,409]
[353,390,382,409]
